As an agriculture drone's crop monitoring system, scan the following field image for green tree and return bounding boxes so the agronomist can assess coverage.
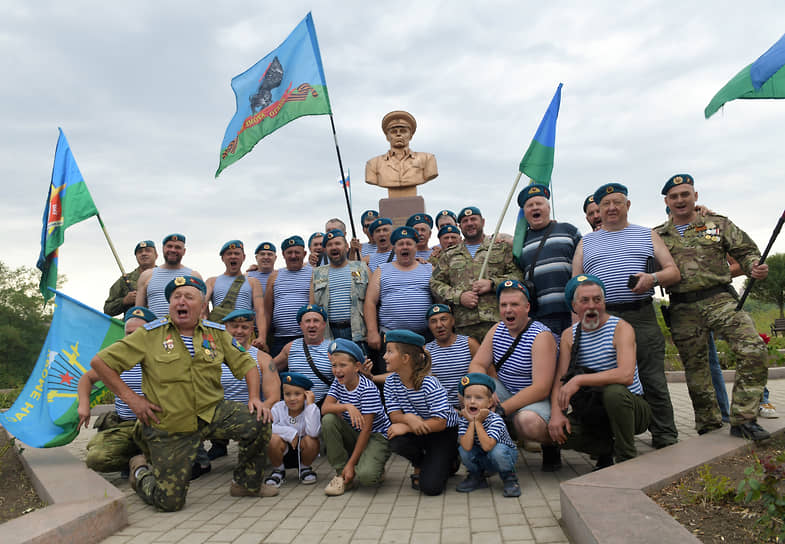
[0,262,55,388]
[746,253,785,318]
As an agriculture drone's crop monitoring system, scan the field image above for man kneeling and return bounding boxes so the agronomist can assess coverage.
[548,275,651,469]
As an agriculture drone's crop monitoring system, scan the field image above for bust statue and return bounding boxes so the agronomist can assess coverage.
[365,110,438,198]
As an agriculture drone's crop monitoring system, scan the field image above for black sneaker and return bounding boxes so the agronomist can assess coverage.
[207,443,228,460]
[456,473,488,493]
[190,462,212,480]
[500,473,521,497]
[592,454,614,471]
[730,421,770,441]
[541,445,562,472]
[697,421,724,435]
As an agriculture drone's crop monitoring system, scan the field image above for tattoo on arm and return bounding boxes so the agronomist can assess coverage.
[268,362,276,372]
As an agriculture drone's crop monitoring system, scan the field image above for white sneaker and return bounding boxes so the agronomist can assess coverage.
[324,475,345,496]
[759,403,779,418]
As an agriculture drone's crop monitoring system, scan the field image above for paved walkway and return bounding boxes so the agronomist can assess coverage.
[65,380,784,544]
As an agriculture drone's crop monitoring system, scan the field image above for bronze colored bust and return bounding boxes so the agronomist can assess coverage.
[365,110,438,198]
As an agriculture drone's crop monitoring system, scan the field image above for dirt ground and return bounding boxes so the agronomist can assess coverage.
[649,435,785,544]
[0,431,47,524]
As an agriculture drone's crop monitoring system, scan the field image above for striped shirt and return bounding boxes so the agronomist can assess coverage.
[361,242,377,257]
[220,362,250,403]
[378,262,433,333]
[492,320,551,395]
[416,248,433,260]
[247,270,272,295]
[326,374,390,434]
[327,266,352,321]
[458,411,515,448]
[368,249,395,272]
[582,224,654,303]
[212,274,253,311]
[272,265,313,337]
[181,335,195,356]
[465,243,481,258]
[115,364,143,421]
[426,335,472,407]
[147,266,193,317]
[572,317,644,395]
[674,224,690,236]
[287,338,333,403]
[383,374,459,427]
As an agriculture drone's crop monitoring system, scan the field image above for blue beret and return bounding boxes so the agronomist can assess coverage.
[280,372,314,390]
[297,304,327,323]
[496,279,530,301]
[391,226,418,245]
[322,229,346,247]
[308,232,325,248]
[406,213,433,228]
[458,206,482,220]
[222,309,256,323]
[426,304,452,319]
[564,274,606,311]
[458,373,495,395]
[220,240,244,255]
[162,233,186,245]
[436,210,457,224]
[517,184,551,207]
[164,275,206,301]
[384,329,425,347]
[438,224,461,238]
[255,242,276,254]
[329,338,364,363]
[361,210,379,224]
[582,195,595,213]
[282,236,305,249]
[593,183,628,205]
[134,240,155,253]
[368,217,393,235]
[661,174,694,195]
[124,306,157,323]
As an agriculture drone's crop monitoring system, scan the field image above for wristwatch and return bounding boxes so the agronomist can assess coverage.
[652,273,660,286]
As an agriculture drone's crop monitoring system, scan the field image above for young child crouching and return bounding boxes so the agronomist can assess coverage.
[265,372,321,488]
[457,373,521,497]
[321,338,391,496]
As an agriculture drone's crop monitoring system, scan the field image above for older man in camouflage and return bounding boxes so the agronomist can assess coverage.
[91,275,276,511]
[431,206,522,342]
[656,174,770,441]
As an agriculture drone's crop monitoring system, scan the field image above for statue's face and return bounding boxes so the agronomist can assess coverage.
[386,124,412,149]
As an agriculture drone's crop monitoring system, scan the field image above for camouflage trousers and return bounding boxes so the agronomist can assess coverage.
[86,416,141,473]
[136,400,271,511]
[670,292,767,430]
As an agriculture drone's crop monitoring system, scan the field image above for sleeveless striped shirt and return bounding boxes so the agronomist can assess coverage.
[378,262,433,333]
[147,266,193,317]
[416,248,433,260]
[212,274,253,311]
[327,266,352,321]
[571,316,643,395]
[272,265,313,337]
[582,224,654,303]
[115,364,143,420]
[426,335,472,407]
[492,320,551,394]
[247,270,272,295]
[287,338,333,403]
[368,249,395,272]
[361,242,377,257]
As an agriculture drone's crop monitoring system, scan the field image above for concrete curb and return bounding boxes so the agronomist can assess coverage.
[666,365,785,382]
[2,428,127,544]
[560,418,785,544]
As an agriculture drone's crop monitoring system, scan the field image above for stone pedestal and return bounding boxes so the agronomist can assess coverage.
[379,196,425,227]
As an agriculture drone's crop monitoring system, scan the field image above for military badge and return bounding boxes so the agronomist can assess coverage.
[163,334,174,352]
[231,338,246,352]
[288,416,297,424]
[132,309,144,317]
[202,338,214,358]
[174,276,186,286]
[461,376,470,386]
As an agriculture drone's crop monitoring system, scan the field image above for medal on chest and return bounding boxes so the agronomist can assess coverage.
[163,334,174,352]
[202,334,217,359]
[288,416,297,425]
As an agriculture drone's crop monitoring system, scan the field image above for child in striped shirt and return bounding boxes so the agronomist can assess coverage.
[383,329,459,496]
[457,373,521,497]
[321,338,391,496]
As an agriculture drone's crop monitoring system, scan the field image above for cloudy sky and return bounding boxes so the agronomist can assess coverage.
[2,2,784,311]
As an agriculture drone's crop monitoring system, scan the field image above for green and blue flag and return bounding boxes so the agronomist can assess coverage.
[512,83,563,259]
[705,33,785,118]
[216,12,332,176]
[36,129,98,301]
[0,290,123,448]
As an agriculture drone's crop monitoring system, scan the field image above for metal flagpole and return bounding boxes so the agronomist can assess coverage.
[479,172,523,280]
[328,114,361,260]
[95,214,131,288]
[736,209,785,311]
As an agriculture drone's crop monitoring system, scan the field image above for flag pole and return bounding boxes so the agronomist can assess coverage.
[479,172,523,280]
[95,214,129,280]
[328,114,361,259]
[735,208,785,311]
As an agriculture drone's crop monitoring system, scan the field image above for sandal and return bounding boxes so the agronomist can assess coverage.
[410,473,420,491]
[265,469,285,488]
[300,466,318,485]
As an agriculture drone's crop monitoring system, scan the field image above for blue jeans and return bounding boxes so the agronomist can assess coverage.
[708,333,730,422]
[762,387,770,404]
[459,442,517,476]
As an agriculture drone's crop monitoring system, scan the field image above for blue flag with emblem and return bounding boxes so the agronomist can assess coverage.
[0,290,123,447]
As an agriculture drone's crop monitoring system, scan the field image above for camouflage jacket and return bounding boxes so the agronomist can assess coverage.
[103,267,142,317]
[655,214,761,294]
[430,237,522,327]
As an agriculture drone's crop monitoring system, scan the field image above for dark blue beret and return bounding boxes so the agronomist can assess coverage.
[495,279,530,300]
[436,210,457,224]
[593,183,628,206]
[458,372,496,395]
[426,304,452,318]
[282,236,305,249]
[255,242,276,254]
[329,338,365,363]
[391,226,418,245]
[517,184,551,207]
[220,240,244,255]
[280,372,314,390]
[438,225,461,237]
[124,306,157,323]
[661,174,694,195]
[582,195,595,213]
[564,275,606,311]
[222,309,256,323]
[134,240,155,253]
[164,275,206,301]
[361,210,379,224]
[297,304,327,323]
[322,229,346,247]
[385,329,425,347]
[458,206,482,220]
[162,233,186,245]
[406,213,433,228]
[308,232,325,248]
[368,218,393,235]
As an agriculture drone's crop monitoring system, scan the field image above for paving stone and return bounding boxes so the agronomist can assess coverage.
[471,531,503,544]
[500,525,533,541]
[442,527,472,543]
[379,529,412,543]
[531,525,567,543]
[410,532,441,544]
[263,528,300,544]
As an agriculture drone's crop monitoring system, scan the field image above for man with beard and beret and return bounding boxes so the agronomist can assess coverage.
[104,241,158,317]
[91,275,277,511]
[136,234,202,318]
[583,195,602,232]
